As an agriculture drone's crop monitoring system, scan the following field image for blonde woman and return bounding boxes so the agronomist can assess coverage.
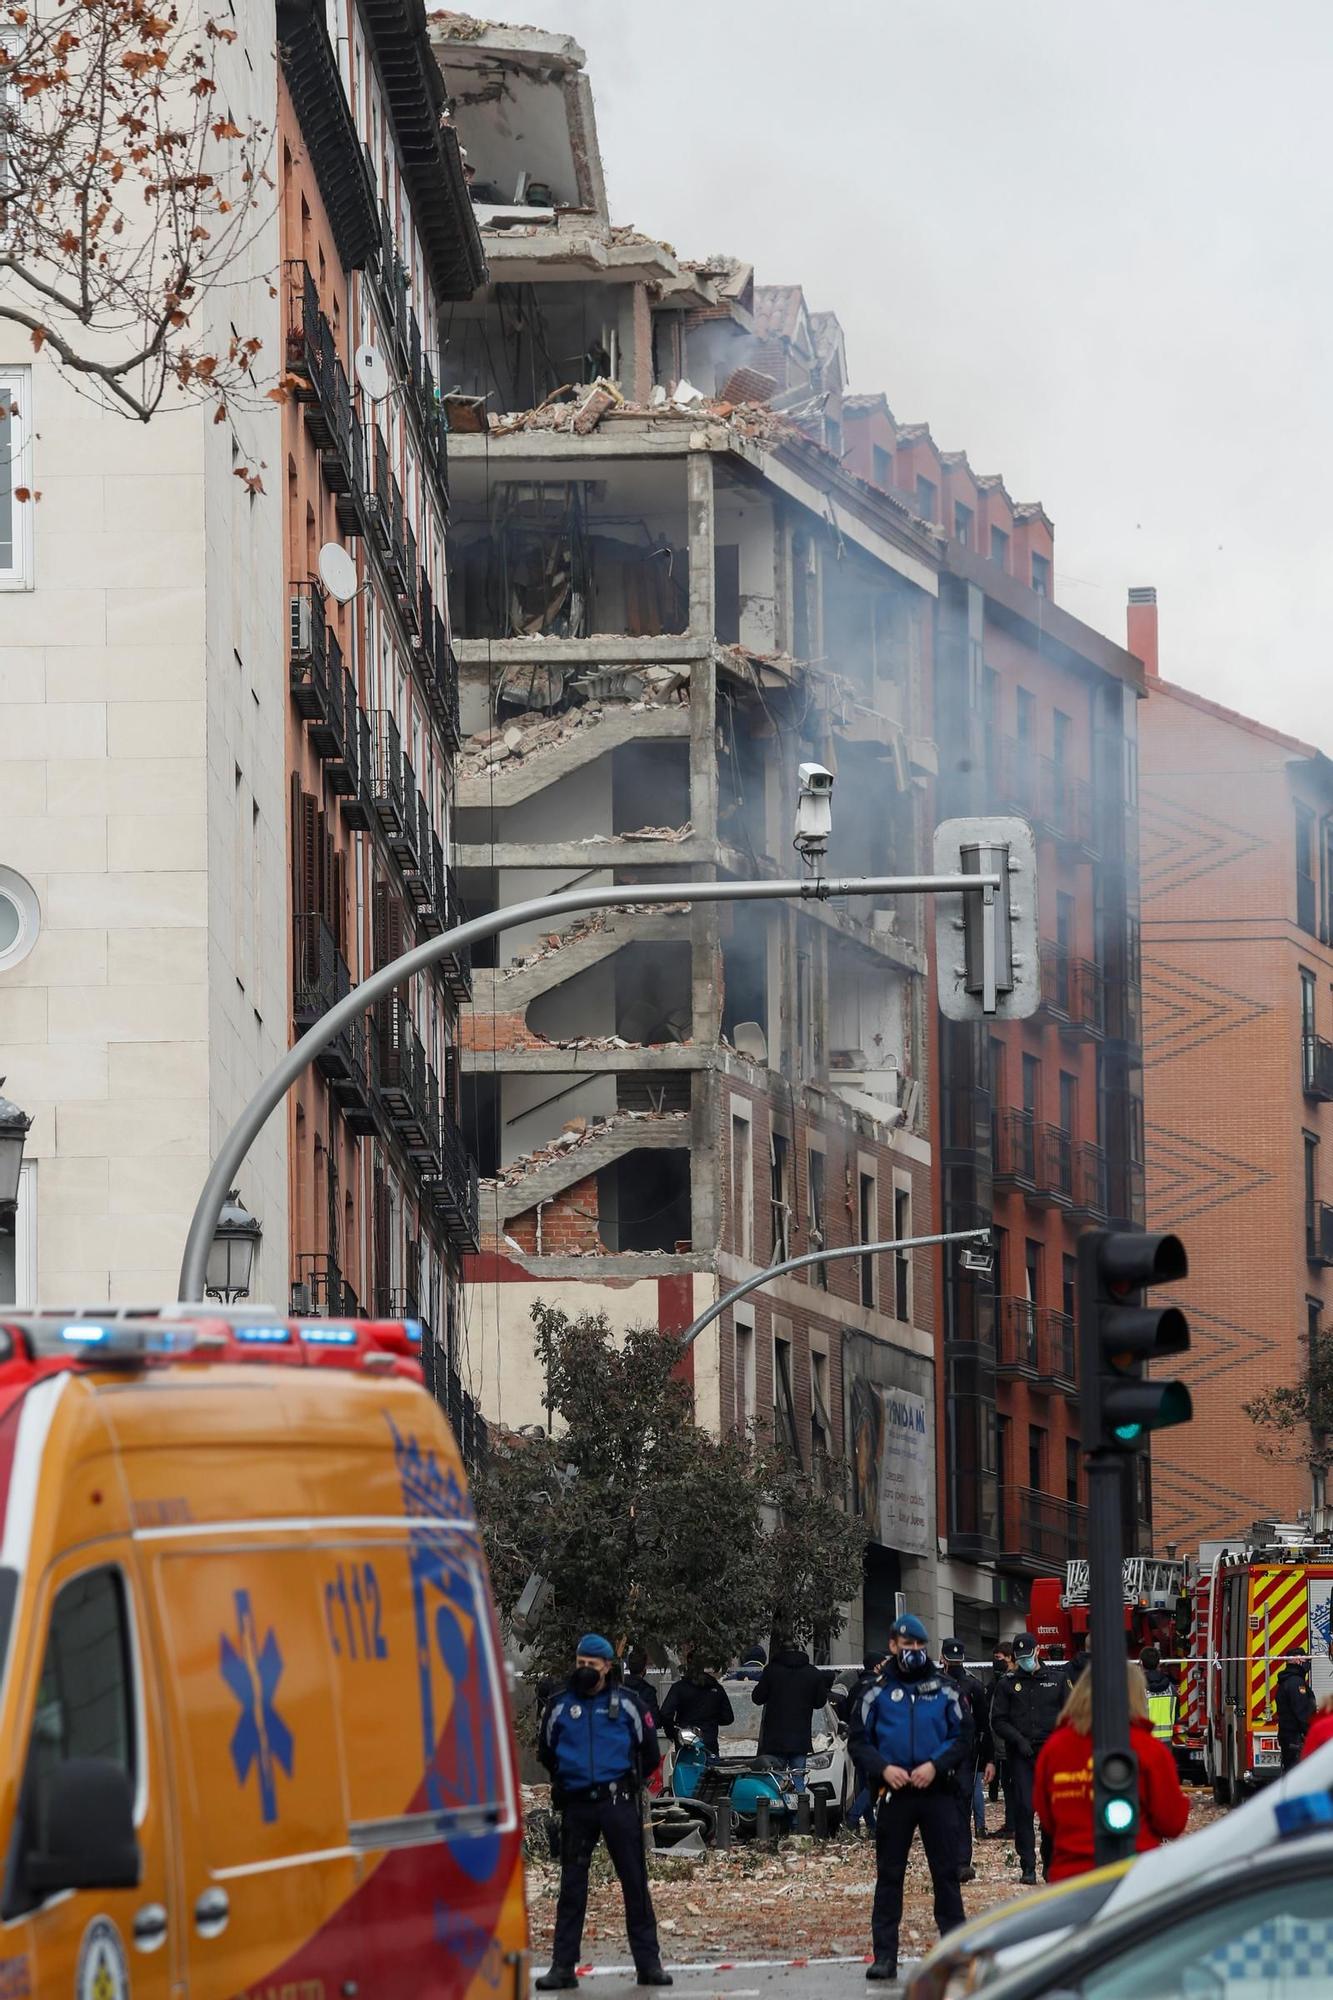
[1033,1663,1189,1883]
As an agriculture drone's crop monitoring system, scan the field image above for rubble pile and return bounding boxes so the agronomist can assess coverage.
[577,822,693,845]
[499,903,691,980]
[459,672,689,780]
[488,379,802,446]
[480,1107,689,1191]
[524,1789,1225,1964]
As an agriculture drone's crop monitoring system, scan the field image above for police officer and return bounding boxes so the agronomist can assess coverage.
[990,1632,1068,1886]
[941,1638,994,1881]
[1275,1648,1317,1770]
[536,1634,672,1991]
[1140,1645,1178,1747]
[849,1613,967,1983]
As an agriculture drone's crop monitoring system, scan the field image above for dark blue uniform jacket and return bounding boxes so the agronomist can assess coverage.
[849,1658,967,1788]
[538,1679,662,1792]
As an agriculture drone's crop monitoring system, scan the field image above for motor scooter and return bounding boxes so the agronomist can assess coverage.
[653,1725,795,1843]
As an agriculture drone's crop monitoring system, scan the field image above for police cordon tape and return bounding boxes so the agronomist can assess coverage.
[568,1955,899,1977]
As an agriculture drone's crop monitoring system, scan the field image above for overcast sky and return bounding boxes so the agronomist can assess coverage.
[489,0,1330,740]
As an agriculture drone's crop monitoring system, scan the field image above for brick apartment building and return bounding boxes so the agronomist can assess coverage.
[277,0,485,1434]
[844,405,1148,1636]
[1135,590,1333,1548]
[431,16,955,1652]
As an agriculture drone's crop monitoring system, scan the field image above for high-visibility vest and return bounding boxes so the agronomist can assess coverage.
[1147,1689,1176,1742]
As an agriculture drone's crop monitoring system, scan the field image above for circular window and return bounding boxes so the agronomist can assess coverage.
[0,868,40,973]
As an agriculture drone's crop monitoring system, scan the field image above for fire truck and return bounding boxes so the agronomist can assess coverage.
[1175,1526,1333,1802]
[1028,1555,1187,1661]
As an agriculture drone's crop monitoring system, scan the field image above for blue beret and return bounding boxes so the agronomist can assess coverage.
[576,1632,615,1661]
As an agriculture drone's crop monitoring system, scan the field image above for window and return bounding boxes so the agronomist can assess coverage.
[1056,890,1074,953]
[1052,709,1071,772]
[1031,551,1050,597]
[1065,1439,1080,1506]
[1059,1071,1078,1136]
[1028,1425,1047,1492]
[774,1328,801,1458]
[1075,1874,1333,1999]
[1296,803,1317,935]
[807,1147,828,1288]
[954,500,973,547]
[734,1310,756,1429]
[1021,1052,1040,1117]
[0,864,40,973]
[859,1171,877,1307]
[872,444,893,490]
[1016,685,1036,743]
[914,474,938,523]
[990,524,1010,572]
[22,1569,135,1905]
[0,368,34,590]
[893,1187,911,1321]
[810,1350,832,1457]
[731,1112,754,1260]
[996,1414,1011,1493]
[770,1131,791,1263]
[1062,1253,1077,1323]
[991,1223,1008,1296]
[1305,1129,1320,1259]
[0,1160,36,1309]
[1302,967,1318,1089]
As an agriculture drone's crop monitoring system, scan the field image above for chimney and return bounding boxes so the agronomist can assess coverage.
[1127,586,1158,678]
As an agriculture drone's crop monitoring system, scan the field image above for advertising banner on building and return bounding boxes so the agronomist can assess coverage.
[851,1378,931,1557]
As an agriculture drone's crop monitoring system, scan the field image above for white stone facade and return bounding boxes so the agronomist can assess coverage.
[0,16,288,1309]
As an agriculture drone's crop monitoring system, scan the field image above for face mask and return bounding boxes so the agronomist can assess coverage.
[1017,1654,1038,1674]
[900,1646,929,1673]
[572,1665,603,1696]
[992,1660,1007,1676]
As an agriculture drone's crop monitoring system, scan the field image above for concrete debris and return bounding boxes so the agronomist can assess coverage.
[488,387,803,445]
[499,903,692,978]
[480,1108,689,1191]
[459,685,689,781]
[577,822,693,845]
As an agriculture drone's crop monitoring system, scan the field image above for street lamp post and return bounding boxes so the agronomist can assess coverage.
[178,866,1008,1302]
[0,1082,32,1215]
[675,1227,992,1349]
[204,1189,263,1303]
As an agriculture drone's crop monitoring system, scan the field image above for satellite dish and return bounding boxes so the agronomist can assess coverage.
[354,344,390,402]
[732,1021,768,1064]
[317,541,359,604]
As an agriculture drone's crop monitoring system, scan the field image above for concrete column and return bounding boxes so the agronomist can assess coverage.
[686,450,722,1260]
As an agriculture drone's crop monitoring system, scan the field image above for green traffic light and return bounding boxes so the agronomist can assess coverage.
[1112,1422,1143,1442]
[1103,1797,1136,1834]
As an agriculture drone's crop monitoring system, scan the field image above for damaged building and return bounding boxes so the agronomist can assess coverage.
[431,15,945,1651]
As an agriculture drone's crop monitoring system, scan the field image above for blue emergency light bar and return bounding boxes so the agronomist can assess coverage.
[233,1325,294,1345]
[15,1320,202,1362]
[299,1325,358,1346]
[1275,1791,1333,1840]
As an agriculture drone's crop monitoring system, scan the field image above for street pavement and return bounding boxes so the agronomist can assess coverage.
[530,1957,919,1995]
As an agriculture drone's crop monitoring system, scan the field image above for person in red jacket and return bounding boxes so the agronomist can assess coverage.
[1035,1663,1190,1883]
[1302,1693,1333,1760]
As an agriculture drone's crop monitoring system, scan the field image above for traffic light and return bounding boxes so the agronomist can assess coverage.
[1077,1228,1192,1452]
[933,816,1039,1021]
[1096,1746,1139,1841]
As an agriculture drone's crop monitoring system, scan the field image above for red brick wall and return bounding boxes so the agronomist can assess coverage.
[1140,682,1333,1546]
[506,1175,603,1256]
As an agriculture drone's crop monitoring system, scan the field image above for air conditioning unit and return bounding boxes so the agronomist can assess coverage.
[290,593,313,659]
[289,1281,313,1315]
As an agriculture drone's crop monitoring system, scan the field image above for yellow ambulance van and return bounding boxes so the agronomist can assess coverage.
[0,1311,527,1999]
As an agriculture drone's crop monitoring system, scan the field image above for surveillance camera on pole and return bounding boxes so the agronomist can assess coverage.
[794,762,834,860]
[933,816,1038,1020]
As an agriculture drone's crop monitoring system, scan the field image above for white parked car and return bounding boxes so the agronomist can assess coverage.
[717,1685,852,1827]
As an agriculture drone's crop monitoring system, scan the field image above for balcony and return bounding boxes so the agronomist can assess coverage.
[429,1102,481,1254]
[369,430,394,563]
[993,737,1042,820]
[440,1358,488,1474]
[1307,1201,1333,1267]
[372,709,408,838]
[1000,1487,1087,1573]
[1033,1124,1074,1206]
[292,914,377,1132]
[375,997,440,1167]
[289,582,369,805]
[993,1108,1037,1188]
[944,1084,994,1161]
[417,842,473,1000]
[292,1251,354,1318]
[420,607,461,747]
[996,1299,1077,1393]
[1304,1034,1333,1101]
[1040,759,1097,855]
[285,262,357,503]
[1039,944,1105,1038]
[1071,1141,1109,1221]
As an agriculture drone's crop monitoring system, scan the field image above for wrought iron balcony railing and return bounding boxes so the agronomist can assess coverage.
[1000,1487,1087,1573]
[996,1299,1077,1392]
[1303,1033,1333,1101]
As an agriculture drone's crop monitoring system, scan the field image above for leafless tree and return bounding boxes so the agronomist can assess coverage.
[1,0,280,460]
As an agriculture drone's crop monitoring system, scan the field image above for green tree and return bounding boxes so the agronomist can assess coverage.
[476,1303,866,1680]
[1244,1323,1333,1492]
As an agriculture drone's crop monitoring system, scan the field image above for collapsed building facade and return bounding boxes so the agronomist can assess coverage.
[431,17,951,1649]
[429,15,1149,1649]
